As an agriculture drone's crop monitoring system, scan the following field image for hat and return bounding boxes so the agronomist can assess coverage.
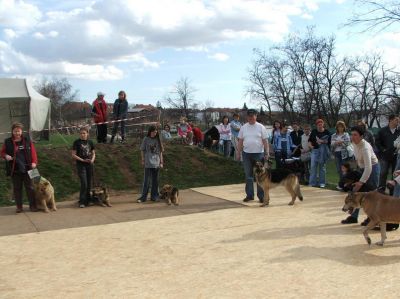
[97,91,105,96]
[247,109,257,115]
[315,119,324,125]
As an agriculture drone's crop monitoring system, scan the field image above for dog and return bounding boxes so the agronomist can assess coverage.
[91,186,112,207]
[342,191,400,246]
[33,177,57,213]
[160,184,180,205]
[254,160,303,207]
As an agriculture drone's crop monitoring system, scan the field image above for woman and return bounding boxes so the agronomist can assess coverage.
[218,115,232,158]
[300,124,312,184]
[1,122,38,213]
[110,90,128,143]
[341,126,380,224]
[356,119,375,150]
[161,124,172,141]
[271,120,281,145]
[331,121,352,189]
[308,119,331,188]
[273,123,296,168]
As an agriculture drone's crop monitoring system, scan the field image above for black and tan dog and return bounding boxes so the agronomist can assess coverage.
[160,184,180,205]
[254,161,303,207]
[342,191,400,246]
[91,186,112,207]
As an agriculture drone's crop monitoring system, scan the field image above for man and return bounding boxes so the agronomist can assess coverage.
[237,109,269,202]
[273,123,296,168]
[92,92,108,143]
[290,122,303,147]
[376,114,400,194]
[110,90,128,143]
[230,112,242,161]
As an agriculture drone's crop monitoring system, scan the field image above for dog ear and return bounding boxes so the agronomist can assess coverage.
[43,181,49,186]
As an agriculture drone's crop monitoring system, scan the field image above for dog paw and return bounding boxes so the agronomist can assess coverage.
[260,204,268,207]
[44,209,50,213]
[366,237,372,246]
[376,241,384,246]
[51,208,57,211]
[299,197,304,201]
[288,202,294,206]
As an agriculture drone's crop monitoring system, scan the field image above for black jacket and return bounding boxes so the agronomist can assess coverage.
[290,130,303,146]
[376,126,400,160]
[113,99,128,119]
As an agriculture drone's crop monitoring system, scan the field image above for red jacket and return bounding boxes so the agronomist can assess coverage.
[92,98,108,123]
[1,136,38,176]
[192,127,204,142]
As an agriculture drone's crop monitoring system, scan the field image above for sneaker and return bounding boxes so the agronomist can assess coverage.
[151,198,159,202]
[189,142,193,146]
[79,204,85,208]
[137,198,146,203]
[320,184,326,188]
[16,207,23,213]
[341,216,358,224]
[243,197,254,202]
[361,218,370,226]
[336,185,343,191]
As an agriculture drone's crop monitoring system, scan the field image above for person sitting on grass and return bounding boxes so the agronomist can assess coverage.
[190,123,204,146]
[137,126,164,203]
[177,117,193,145]
[1,122,38,213]
[161,124,172,141]
[72,127,96,208]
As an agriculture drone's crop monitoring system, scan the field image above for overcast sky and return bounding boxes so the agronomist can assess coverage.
[1,0,400,108]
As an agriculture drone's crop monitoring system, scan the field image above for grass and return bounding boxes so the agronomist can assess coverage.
[0,133,343,206]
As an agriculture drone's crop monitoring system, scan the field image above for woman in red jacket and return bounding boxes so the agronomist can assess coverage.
[1,123,38,213]
[92,92,108,143]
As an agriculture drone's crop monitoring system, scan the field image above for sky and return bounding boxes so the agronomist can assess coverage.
[1,0,400,108]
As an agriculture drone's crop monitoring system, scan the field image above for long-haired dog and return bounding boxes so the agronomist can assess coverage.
[254,160,304,207]
[91,186,112,207]
[160,184,180,205]
[33,177,57,213]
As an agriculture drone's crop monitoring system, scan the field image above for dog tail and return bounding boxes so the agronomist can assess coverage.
[171,187,179,197]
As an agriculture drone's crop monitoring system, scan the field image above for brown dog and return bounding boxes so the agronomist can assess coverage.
[34,177,57,213]
[342,191,400,246]
[160,184,180,205]
[91,186,112,207]
[254,161,303,207]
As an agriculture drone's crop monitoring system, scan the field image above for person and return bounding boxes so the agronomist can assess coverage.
[388,134,400,197]
[161,124,172,141]
[271,120,281,145]
[190,123,204,146]
[92,92,108,143]
[290,122,303,147]
[177,117,193,145]
[237,109,269,203]
[110,90,128,144]
[72,127,96,208]
[341,126,380,224]
[1,122,38,213]
[273,123,296,168]
[375,114,400,194]
[308,119,331,188]
[218,115,232,157]
[300,124,312,184]
[230,113,242,161]
[356,120,375,150]
[331,121,352,190]
[137,126,164,203]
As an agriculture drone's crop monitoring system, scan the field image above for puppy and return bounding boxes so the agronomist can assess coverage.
[342,191,400,246]
[34,177,57,213]
[254,160,303,207]
[91,186,112,207]
[160,184,180,205]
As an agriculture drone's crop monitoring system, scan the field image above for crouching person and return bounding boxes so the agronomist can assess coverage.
[72,127,95,208]
[1,123,38,213]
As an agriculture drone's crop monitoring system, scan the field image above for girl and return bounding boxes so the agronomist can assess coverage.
[331,121,351,188]
[72,127,96,208]
[273,123,296,168]
[271,120,281,145]
[177,117,193,145]
[1,122,38,213]
[137,126,164,202]
[218,116,232,157]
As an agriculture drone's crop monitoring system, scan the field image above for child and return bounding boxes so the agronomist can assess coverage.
[177,117,193,145]
[71,127,96,208]
[137,126,164,202]
[1,122,38,213]
[338,162,373,192]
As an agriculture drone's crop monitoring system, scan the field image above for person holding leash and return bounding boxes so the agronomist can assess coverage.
[237,109,269,203]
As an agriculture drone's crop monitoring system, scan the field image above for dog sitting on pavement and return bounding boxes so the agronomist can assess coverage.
[342,191,400,246]
[33,177,57,213]
[91,186,112,207]
[254,160,303,207]
[160,184,180,205]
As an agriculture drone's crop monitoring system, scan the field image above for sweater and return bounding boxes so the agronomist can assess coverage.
[353,139,379,183]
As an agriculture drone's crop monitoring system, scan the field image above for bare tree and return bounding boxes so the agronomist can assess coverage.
[346,1,400,32]
[164,77,196,118]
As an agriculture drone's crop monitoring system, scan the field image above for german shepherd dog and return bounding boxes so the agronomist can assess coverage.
[254,160,304,207]
[160,184,180,205]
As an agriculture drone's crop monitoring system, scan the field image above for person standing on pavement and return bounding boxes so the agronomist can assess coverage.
[237,109,269,203]
[92,92,108,143]
[110,91,128,144]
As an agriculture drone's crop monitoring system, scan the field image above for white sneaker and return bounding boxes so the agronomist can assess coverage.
[320,184,326,188]
[79,204,85,208]
[189,142,193,146]
[336,185,343,191]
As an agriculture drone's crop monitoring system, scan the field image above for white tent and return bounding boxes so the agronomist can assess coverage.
[0,78,51,136]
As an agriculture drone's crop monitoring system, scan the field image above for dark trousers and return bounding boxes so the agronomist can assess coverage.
[379,155,397,193]
[96,124,108,143]
[12,173,36,209]
[140,168,159,200]
[112,119,125,139]
[77,163,92,205]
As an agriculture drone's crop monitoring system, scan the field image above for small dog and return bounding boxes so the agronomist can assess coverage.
[160,184,180,205]
[254,160,303,207]
[33,177,57,213]
[342,191,400,246]
[91,186,112,207]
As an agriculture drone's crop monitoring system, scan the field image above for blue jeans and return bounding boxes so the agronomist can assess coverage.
[77,163,93,206]
[309,149,327,186]
[242,152,264,201]
[139,168,159,200]
[334,151,349,181]
[222,140,232,157]
[351,163,381,219]
[394,156,400,198]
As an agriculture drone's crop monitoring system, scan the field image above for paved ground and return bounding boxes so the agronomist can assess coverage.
[1,185,400,299]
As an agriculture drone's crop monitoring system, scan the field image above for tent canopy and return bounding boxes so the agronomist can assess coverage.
[0,78,50,135]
